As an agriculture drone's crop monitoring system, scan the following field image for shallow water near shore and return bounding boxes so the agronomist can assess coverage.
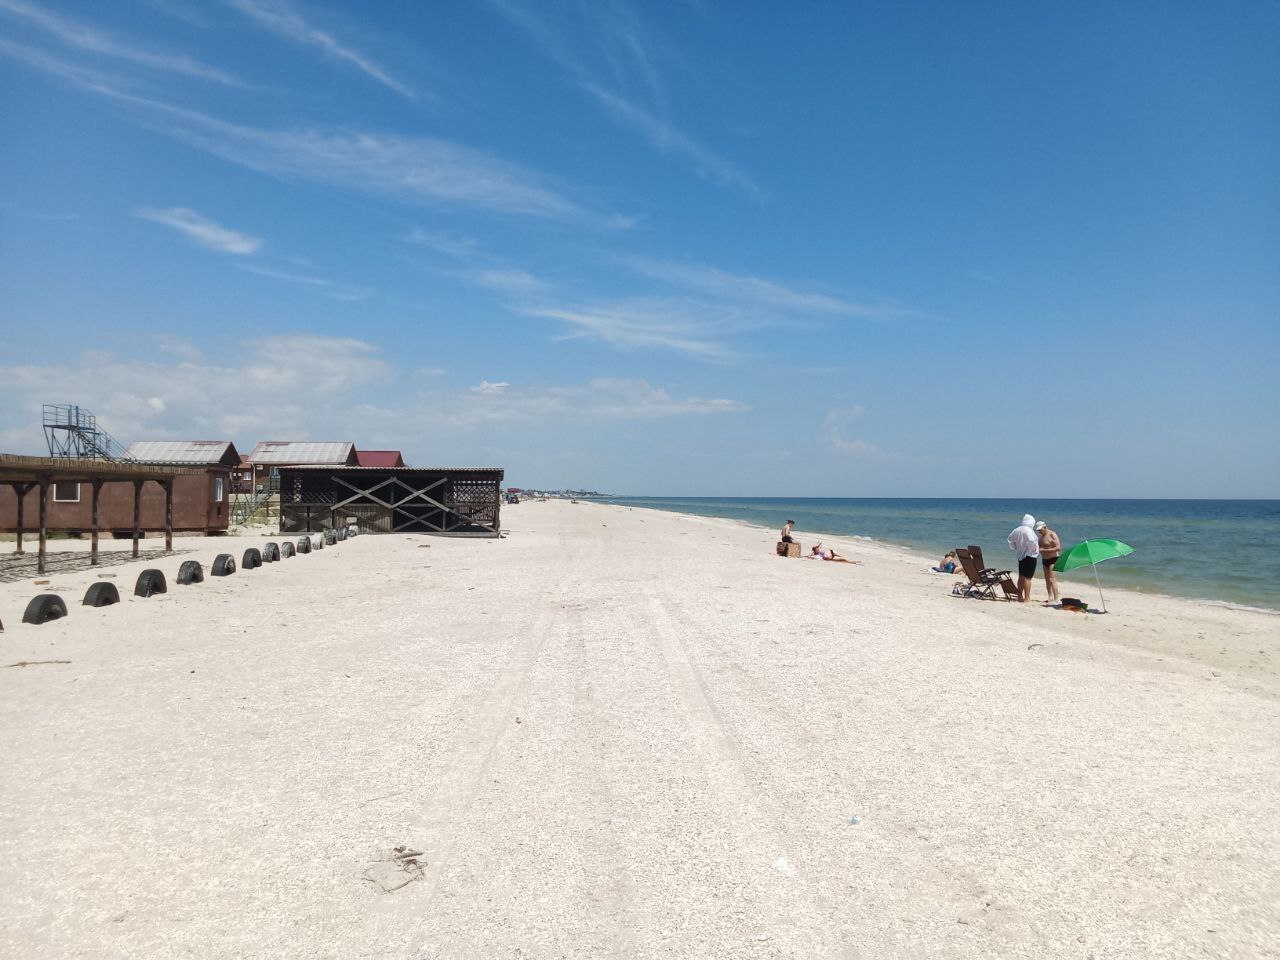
[605,497,1280,611]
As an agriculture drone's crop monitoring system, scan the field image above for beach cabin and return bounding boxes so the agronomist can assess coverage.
[278,464,504,536]
[246,441,358,494]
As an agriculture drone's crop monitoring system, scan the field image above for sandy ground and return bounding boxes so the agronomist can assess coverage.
[1,501,1277,960]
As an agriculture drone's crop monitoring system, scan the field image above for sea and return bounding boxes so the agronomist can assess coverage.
[602,497,1280,613]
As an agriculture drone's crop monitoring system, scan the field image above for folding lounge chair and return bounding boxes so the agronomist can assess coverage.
[968,545,1022,601]
[955,548,1017,601]
[967,545,1011,579]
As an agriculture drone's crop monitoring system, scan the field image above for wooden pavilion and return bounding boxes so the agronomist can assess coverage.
[278,465,504,536]
[0,454,203,573]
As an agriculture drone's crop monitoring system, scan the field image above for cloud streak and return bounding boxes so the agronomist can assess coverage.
[627,258,882,316]
[0,51,597,222]
[135,206,262,254]
[487,0,757,194]
[823,406,880,457]
[0,0,242,86]
[449,377,747,425]
[225,0,415,100]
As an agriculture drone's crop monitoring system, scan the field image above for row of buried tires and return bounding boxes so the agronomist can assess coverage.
[8,527,355,629]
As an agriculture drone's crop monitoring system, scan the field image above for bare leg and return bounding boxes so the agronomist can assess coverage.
[1043,564,1059,602]
[1018,575,1032,602]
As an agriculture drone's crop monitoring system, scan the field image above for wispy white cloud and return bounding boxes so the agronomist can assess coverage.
[486,0,757,194]
[135,206,262,254]
[627,257,882,316]
[0,0,242,85]
[823,406,880,457]
[519,297,761,358]
[132,96,591,220]
[583,84,759,194]
[467,268,550,294]
[225,0,415,100]
[469,380,510,395]
[449,377,746,425]
[404,228,481,259]
[235,263,372,301]
[5,50,604,223]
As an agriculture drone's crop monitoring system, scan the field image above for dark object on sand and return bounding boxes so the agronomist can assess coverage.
[211,553,237,576]
[296,538,311,554]
[177,560,204,585]
[242,548,262,570]
[83,582,120,607]
[23,594,68,624]
[281,541,296,558]
[262,542,280,562]
[134,569,167,598]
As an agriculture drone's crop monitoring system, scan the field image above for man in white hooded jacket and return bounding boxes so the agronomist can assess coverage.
[1007,513,1040,602]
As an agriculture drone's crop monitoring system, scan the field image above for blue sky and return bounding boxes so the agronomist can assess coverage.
[1,0,1277,497]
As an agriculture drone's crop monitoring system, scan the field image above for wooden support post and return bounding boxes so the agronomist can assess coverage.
[164,478,173,552]
[132,479,142,559]
[37,477,49,575]
[91,479,103,566]
[14,482,28,554]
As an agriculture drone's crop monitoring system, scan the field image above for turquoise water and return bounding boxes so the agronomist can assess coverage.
[603,497,1280,612]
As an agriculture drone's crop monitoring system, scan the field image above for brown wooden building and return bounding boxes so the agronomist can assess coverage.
[0,441,236,537]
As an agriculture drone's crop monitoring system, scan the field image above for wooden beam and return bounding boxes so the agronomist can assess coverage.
[132,479,142,559]
[37,477,49,575]
[90,479,103,566]
[164,478,173,552]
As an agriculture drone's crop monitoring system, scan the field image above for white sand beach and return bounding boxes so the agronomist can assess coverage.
[1,500,1277,959]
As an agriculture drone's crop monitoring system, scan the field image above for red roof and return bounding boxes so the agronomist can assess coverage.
[355,449,406,468]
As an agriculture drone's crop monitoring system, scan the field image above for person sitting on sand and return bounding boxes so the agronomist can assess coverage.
[811,543,858,563]
[932,551,959,574]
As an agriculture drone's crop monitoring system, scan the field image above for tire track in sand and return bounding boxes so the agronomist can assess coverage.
[637,584,859,959]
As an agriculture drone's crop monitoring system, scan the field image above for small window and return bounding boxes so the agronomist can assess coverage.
[214,477,225,502]
[53,481,80,502]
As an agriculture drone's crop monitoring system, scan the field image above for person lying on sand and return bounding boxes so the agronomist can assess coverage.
[932,551,959,574]
[811,543,859,563]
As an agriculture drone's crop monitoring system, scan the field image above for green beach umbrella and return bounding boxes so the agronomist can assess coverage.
[1053,539,1135,613]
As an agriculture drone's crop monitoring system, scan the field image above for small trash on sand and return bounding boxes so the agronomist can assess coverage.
[6,660,71,668]
[849,815,860,826]
[756,932,771,942]
[363,845,425,893]
[1027,643,1044,651]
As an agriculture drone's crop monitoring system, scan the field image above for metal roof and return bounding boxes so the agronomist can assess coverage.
[124,440,240,465]
[248,441,355,464]
[281,464,503,475]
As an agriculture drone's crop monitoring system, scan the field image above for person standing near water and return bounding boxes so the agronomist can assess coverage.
[1035,520,1062,603]
[1007,514,1040,602]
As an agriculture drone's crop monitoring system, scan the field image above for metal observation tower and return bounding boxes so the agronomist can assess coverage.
[42,404,134,461]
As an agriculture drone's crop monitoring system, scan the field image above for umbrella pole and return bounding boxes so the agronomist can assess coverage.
[1092,562,1107,613]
